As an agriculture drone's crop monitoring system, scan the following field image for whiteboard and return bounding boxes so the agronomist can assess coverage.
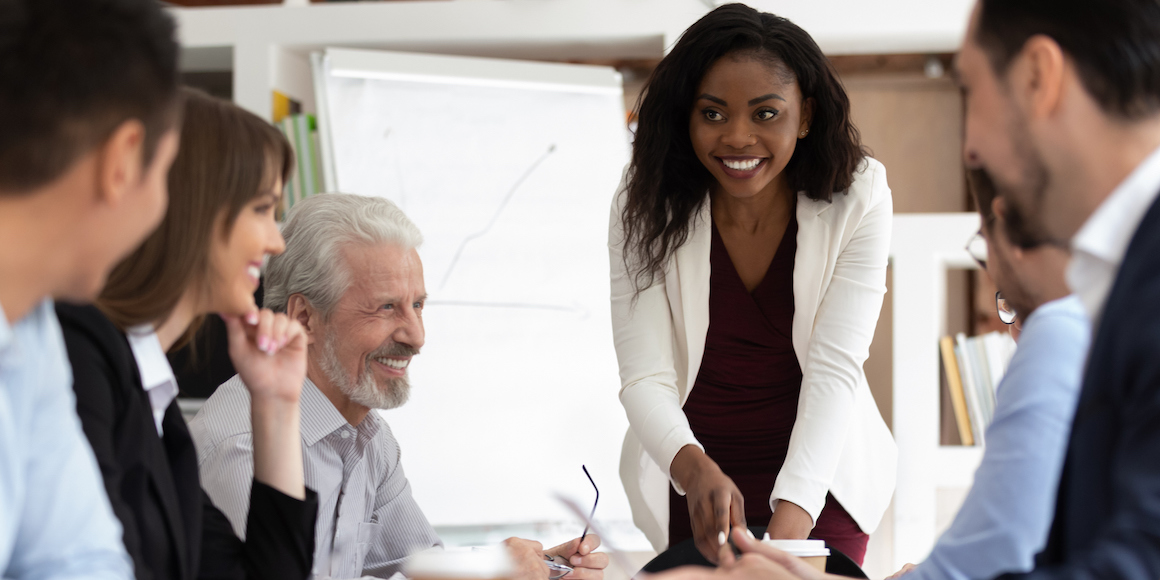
[313,48,635,536]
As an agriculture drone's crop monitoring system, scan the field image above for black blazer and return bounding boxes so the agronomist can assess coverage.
[1003,195,1160,580]
[56,303,317,580]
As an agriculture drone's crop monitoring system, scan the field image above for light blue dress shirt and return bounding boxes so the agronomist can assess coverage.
[907,295,1089,580]
[0,299,132,579]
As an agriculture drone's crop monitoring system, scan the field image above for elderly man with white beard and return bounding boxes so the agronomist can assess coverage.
[190,193,608,580]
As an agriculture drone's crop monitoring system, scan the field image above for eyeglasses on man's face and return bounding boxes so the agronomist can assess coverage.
[966,230,988,270]
[966,230,1017,325]
[996,291,1016,325]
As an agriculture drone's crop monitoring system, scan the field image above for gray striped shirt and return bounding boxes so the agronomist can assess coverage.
[190,375,441,579]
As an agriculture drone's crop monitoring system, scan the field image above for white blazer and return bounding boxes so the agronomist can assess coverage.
[609,158,897,552]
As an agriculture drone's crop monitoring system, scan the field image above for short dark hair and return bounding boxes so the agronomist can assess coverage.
[976,0,1160,119]
[0,0,181,193]
[621,3,866,292]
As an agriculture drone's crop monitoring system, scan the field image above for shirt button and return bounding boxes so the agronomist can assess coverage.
[340,431,350,439]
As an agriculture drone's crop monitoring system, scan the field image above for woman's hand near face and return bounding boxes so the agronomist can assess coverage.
[223,308,307,403]
[671,445,747,564]
[223,308,307,499]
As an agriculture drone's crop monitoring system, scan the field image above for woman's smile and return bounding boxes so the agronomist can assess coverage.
[246,261,262,287]
[716,156,768,178]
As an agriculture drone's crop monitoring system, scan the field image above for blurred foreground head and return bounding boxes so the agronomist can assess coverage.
[0,0,181,303]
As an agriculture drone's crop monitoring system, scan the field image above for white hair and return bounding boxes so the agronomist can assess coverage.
[264,193,423,316]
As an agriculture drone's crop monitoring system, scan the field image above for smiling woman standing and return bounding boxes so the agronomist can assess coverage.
[611,4,895,566]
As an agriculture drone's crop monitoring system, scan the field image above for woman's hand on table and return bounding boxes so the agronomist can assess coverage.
[670,445,747,564]
[655,529,803,580]
[546,534,608,580]
[765,501,813,541]
[723,528,843,580]
[885,563,917,579]
[657,554,798,580]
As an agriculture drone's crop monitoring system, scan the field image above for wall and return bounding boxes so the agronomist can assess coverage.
[171,0,975,119]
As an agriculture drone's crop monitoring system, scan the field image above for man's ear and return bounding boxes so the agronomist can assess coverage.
[991,196,1006,223]
[1009,34,1066,121]
[990,196,1025,258]
[96,119,147,207]
[287,294,318,346]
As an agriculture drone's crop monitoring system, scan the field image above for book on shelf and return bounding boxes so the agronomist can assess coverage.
[276,112,326,218]
[940,331,1017,446]
[939,336,974,446]
[272,90,302,124]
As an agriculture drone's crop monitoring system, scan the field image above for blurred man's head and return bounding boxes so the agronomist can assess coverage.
[957,0,1160,246]
[969,168,1070,321]
[0,0,182,304]
[265,194,426,422]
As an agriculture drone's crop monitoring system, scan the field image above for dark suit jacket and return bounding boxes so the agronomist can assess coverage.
[1001,196,1160,580]
[56,303,318,580]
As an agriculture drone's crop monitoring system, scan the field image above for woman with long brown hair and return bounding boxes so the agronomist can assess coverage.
[612,4,895,566]
[55,88,317,580]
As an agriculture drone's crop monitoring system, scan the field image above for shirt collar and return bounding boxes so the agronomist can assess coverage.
[1067,144,1160,319]
[0,299,27,369]
[0,300,13,356]
[300,377,354,446]
[1071,144,1160,265]
[125,325,177,394]
[126,325,179,435]
[299,377,384,446]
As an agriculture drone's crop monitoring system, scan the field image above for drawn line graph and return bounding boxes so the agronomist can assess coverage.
[427,299,590,318]
[437,144,557,291]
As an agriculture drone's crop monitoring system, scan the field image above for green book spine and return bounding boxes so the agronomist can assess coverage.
[309,117,324,194]
[278,118,302,213]
[294,114,314,202]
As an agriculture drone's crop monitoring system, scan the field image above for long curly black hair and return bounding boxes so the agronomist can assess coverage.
[621,3,867,293]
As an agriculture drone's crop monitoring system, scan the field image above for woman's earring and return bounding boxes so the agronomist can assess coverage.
[800,129,809,138]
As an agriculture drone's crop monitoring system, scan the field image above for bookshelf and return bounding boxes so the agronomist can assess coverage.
[890,213,985,567]
[169,0,974,122]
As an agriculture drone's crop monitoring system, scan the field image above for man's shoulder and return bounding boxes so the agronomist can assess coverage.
[189,374,254,451]
[1112,194,1160,312]
[1000,297,1089,407]
[1100,244,1160,354]
[367,412,400,448]
[2,299,75,433]
[1022,296,1090,345]
[17,299,69,358]
[7,299,73,396]
[365,412,404,468]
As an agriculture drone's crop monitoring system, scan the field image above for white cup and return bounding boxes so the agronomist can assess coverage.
[760,538,830,572]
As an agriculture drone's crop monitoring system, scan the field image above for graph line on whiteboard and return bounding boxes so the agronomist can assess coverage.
[383,128,411,210]
[437,143,557,291]
[428,299,590,318]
